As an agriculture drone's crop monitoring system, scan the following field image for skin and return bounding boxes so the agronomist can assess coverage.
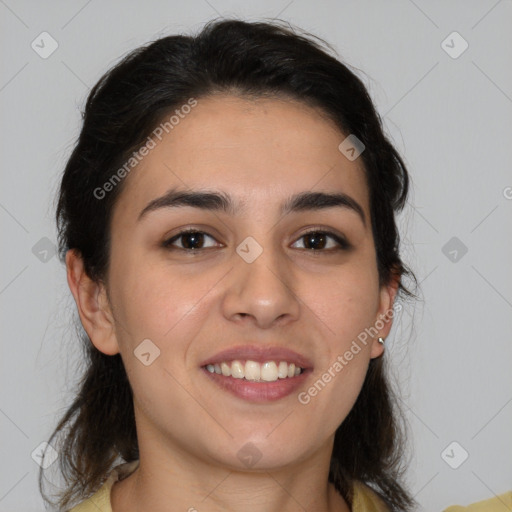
[67,94,399,512]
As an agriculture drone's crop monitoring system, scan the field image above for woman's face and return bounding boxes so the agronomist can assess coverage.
[82,95,397,471]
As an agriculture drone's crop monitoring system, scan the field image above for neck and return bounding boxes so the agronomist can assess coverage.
[111,425,349,512]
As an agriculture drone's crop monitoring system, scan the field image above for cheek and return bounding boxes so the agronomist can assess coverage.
[303,261,380,351]
[109,249,218,344]
[295,340,371,445]
[292,262,378,419]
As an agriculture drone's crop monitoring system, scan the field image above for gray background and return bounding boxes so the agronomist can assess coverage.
[1,1,511,510]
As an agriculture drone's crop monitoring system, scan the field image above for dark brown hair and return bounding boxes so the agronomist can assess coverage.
[41,18,417,511]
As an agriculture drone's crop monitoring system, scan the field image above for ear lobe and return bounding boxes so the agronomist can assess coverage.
[65,249,120,356]
[370,272,401,359]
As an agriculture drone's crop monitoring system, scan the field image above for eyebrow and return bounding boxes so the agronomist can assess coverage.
[137,188,366,226]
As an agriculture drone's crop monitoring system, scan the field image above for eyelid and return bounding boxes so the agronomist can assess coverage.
[162,227,222,249]
[162,225,351,252]
[294,226,351,250]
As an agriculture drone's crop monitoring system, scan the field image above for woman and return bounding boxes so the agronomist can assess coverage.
[41,18,420,511]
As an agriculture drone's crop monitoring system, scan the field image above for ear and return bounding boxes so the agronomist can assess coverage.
[66,249,120,355]
[369,270,400,359]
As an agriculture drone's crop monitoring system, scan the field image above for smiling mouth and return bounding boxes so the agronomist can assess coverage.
[201,361,310,402]
[199,345,313,401]
[203,360,304,382]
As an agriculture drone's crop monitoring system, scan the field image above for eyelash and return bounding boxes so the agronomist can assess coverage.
[162,227,351,253]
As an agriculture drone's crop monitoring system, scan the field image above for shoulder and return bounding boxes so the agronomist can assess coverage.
[68,460,139,512]
[443,491,512,511]
[68,479,113,512]
[352,480,390,512]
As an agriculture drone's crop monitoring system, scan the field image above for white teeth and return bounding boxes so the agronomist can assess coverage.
[244,360,260,381]
[278,361,288,379]
[205,359,304,382]
[261,361,278,382]
[231,360,244,379]
[221,362,231,377]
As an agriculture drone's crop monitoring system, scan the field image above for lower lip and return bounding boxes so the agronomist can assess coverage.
[201,367,311,402]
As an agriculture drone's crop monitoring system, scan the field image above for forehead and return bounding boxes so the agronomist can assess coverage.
[112,94,370,223]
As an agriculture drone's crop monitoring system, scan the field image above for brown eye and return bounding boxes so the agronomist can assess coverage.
[163,230,219,251]
[292,230,350,251]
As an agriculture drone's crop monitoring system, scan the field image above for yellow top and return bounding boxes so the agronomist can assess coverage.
[69,461,512,512]
[444,491,512,511]
[69,460,388,512]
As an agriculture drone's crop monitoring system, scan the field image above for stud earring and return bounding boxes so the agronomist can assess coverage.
[378,337,385,344]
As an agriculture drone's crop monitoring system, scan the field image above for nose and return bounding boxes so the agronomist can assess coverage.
[221,245,301,329]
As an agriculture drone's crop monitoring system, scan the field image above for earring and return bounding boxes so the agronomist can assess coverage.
[378,337,385,345]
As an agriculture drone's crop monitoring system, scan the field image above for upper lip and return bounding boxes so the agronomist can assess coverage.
[199,345,313,369]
